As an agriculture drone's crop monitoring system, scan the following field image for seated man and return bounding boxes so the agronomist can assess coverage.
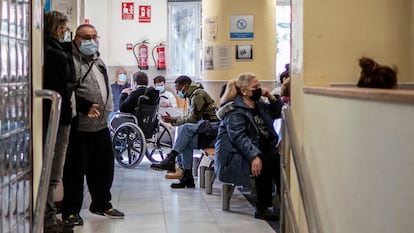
[119,71,148,114]
[153,75,178,108]
[150,75,219,189]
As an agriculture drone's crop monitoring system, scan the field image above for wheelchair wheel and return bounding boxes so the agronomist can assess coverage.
[146,122,173,163]
[112,122,147,168]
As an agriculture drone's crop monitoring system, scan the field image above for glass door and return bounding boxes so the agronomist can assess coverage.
[0,0,32,232]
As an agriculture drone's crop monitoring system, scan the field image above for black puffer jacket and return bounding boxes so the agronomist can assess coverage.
[43,36,75,126]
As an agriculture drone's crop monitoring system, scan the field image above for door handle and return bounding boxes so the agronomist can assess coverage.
[32,89,61,233]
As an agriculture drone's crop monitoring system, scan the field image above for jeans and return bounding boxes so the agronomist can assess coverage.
[173,123,199,170]
[44,124,71,227]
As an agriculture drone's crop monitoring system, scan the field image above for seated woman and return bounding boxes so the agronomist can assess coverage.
[357,57,397,89]
[215,73,283,221]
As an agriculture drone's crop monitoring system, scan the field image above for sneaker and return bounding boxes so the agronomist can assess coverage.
[150,157,175,172]
[90,208,125,219]
[62,213,83,226]
[254,209,279,221]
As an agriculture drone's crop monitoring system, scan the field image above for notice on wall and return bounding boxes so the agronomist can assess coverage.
[122,2,134,20]
[203,17,218,42]
[51,0,74,16]
[138,5,151,23]
[230,15,254,40]
[203,45,232,71]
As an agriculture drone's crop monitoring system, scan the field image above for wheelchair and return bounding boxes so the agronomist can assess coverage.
[108,88,174,168]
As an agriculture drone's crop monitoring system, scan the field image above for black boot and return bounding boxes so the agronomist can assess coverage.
[150,151,178,172]
[170,169,195,189]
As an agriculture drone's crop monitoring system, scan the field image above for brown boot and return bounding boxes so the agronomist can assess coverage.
[165,166,183,179]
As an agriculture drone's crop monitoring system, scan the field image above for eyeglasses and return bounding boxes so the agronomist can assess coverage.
[76,34,100,41]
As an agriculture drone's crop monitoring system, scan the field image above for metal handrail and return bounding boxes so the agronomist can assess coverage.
[280,107,322,233]
[32,90,62,233]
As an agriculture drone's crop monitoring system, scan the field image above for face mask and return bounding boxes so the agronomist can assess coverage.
[249,88,262,101]
[63,31,71,42]
[79,40,98,56]
[177,85,186,99]
[118,74,127,82]
[155,86,165,92]
[177,91,185,99]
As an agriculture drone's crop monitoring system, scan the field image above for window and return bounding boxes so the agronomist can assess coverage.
[167,1,201,80]
[276,2,291,84]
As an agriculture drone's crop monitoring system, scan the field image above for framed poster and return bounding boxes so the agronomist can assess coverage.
[235,45,253,61]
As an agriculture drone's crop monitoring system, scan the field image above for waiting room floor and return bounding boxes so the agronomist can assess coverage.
[69,159,278,233]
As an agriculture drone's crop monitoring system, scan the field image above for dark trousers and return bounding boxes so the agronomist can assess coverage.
[255,150,280,210]
[61,120,114,216]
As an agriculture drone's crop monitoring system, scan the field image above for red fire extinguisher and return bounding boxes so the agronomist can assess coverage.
[133,40,149,70]
[152,42,166,70]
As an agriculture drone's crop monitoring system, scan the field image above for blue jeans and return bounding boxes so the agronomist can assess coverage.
[173,123,199,170]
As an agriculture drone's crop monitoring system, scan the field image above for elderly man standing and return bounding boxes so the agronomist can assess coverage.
[61,24,124,226]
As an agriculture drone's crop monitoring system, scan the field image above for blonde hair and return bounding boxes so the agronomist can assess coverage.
[220,73,256,105]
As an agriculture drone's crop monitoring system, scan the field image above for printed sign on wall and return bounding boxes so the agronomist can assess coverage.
[230,15,254,40]
[138,5,151,23]
[122,2,134,20]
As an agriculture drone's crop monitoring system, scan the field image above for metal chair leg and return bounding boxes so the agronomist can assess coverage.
[221,183,235,211]
[205,169,216,194]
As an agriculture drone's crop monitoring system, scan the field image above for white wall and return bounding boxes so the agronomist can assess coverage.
[84,0,167,67]
[302,94,414,233]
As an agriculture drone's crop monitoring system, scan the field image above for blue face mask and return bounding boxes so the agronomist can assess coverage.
[79,40,98,56]
[118,74,127,82]
[155,86,165,92]
[177,91,185,99]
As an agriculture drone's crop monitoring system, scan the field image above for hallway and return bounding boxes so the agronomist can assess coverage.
[70,159,277,233]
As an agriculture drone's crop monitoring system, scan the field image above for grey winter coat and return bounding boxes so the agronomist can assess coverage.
[72,42,114,132]
[214,94,282,187]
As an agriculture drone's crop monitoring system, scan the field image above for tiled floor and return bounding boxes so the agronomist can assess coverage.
[70,159,277,233]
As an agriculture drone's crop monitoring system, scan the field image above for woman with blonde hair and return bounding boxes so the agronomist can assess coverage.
[215,73,283,220]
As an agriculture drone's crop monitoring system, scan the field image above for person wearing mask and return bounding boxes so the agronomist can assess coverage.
[150,75,218,188]
[61,24,124,226]
[153,75,177,108]
[43,10,76,233]
[215,73,283,221]
[118,71,149,114]
[111,67,130,112]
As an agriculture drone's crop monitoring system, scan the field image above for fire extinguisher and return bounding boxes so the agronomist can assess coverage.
[152,42,166,70]
[133,40,149,70]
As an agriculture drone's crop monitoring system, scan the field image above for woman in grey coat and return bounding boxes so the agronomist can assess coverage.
[215,73,282,221]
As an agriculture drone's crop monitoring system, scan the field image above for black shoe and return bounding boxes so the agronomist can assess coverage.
[170,169,195,188]
[90,208,125,219]
[150,154,176,172]
[254,209,279,221]
[44,224,59,233]
[62,213,83,226]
